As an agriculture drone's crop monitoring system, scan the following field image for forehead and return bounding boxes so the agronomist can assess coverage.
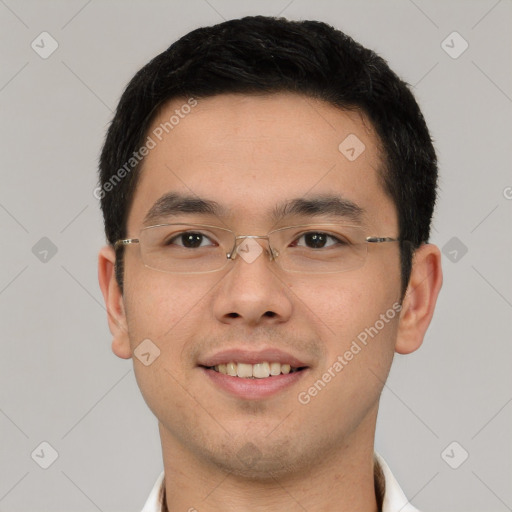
[127,92,396,231]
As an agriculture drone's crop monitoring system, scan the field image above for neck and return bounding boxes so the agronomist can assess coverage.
[158,414,380,512]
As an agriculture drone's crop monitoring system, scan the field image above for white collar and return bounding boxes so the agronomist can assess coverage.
[141,454,420,512]
[375,454,420,512]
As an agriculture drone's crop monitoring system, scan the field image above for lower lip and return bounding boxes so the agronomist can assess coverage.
[201,367,308,400]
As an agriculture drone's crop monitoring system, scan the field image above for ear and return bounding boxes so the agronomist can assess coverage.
[98,245,132,359]
[395,243,443,354]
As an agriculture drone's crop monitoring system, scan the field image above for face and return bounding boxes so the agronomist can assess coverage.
[107,93,407,477]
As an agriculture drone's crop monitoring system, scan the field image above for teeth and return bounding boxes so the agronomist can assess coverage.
[253,362,270,379]
[212,361,300,378]
[237,363,253,378]
[281,364,291,374]
[269,362,281,376]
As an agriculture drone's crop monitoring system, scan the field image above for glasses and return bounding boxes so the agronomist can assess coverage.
[114,223,400,275]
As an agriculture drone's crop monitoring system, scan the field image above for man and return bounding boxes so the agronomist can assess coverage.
[97,16,442,512]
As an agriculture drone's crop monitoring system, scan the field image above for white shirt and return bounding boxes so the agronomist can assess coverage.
[141,454,419,512]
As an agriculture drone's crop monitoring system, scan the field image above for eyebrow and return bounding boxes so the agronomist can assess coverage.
[143,193,227,225]
[143,192,365,226]
[271,195,365,224]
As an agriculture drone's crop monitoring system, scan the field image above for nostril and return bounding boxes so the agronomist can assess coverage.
[264,311,277,318]
[227,312,240,318]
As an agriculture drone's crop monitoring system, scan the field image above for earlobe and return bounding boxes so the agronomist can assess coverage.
[98,246,132,359]
[395,243,443,355]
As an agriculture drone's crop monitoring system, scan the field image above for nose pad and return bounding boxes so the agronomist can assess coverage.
[269,247,279,261]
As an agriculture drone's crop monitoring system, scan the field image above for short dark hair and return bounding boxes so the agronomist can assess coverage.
[98,15,437,296]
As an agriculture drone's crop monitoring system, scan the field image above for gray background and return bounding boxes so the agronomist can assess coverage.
[1,0,511,511]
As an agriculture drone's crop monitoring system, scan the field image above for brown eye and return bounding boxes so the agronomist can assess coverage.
[167,232,214,248]
[305,233,327,248]
[294,232,346,249]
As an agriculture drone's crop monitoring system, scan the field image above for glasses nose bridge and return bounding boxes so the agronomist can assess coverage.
[230,234,277,261]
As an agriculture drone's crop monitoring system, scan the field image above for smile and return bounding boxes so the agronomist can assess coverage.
[207,361,304,378]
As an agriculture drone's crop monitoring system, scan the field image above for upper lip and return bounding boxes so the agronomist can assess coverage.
[198,348,310,368]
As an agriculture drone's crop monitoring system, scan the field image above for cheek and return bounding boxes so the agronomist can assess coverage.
[123,266,211,342]
[291,268,400,356]
[122,270,212,423]
[292,274,400,426]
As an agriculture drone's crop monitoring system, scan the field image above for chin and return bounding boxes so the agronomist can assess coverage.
[194,433,318,482]
[208,446,299,481]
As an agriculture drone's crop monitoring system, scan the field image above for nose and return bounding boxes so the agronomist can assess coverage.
[212,238,293,326]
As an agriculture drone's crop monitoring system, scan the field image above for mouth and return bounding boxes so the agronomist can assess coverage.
[198,349,311,400]
[202,361,307,379]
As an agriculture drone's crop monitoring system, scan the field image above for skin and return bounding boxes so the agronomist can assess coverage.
[98,92,442,512]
